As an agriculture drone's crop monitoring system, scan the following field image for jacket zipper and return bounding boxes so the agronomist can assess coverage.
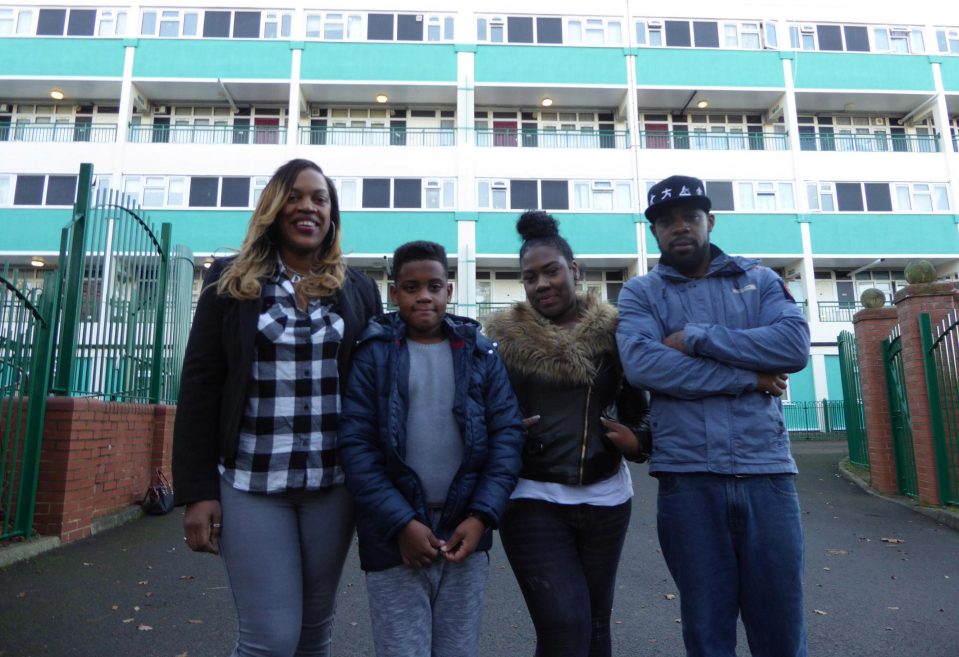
[578,386,592,484]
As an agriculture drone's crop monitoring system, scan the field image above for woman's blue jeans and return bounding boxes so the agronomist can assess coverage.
[499,498,631,657]
[656,473,807,657]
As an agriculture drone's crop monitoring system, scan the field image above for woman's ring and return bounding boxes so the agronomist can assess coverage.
[210,523,222,529]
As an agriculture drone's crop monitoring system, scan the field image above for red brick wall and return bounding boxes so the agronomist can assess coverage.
[33,398,177,543]
[852,307,899,495]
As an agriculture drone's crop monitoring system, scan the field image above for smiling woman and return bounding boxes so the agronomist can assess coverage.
[172,158,382,657]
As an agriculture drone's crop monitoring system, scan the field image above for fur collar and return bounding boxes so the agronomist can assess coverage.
[483,294,617,385]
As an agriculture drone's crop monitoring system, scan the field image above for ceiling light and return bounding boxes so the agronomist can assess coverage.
[203,256,214,269]
[696,99,709,109]
[375,94,389,104]
[31,257,45,268]
[49,89,65,101]
[541,97,554,107]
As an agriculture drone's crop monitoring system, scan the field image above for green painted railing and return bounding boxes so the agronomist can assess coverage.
[920,311,959,507]
[638,130,788,151]
[476,129,629,149]
[476,301,514,320]
[0,267,58,540]
[53,164,194,404]
[783,400,857,439]
[0,122,117,143]
[882,324,919,498]
[799,131,939,153]
[838,330,869,467]
[818,301,863,323]
[300,126,455,147]
[129,124,287,145]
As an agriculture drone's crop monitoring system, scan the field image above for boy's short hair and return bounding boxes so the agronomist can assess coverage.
[392,241,448,281]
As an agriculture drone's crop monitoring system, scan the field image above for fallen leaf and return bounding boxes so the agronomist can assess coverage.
[175,652,188,657]
[350,622,358,627]
[665,593,677,600]
[137,580,148,585]
[188,619,203,625]
[822,567,831,571]
[888,607,899,610]
[675,618,682,623]
[179,575,195,581]
[615,620,623,624]
[137,624,153,631]
[122,618,134,624]
[814,609,828,616]
[881,537,905,544]
[826,549,848,556]
[133,606,140,612]
[82,562,93,567]
[111,604,119,610]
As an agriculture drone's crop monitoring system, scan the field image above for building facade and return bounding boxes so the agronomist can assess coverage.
[2,0,959,403]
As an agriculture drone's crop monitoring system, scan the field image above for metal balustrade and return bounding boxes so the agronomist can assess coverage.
[128,124,287,145]
[638,130,788,151]
[299,127,456,147]
[0,123,117,143]
[475,129,629,149]
[798,131,939,153]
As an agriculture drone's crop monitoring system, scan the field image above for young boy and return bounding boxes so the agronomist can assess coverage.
[338,240,525,657]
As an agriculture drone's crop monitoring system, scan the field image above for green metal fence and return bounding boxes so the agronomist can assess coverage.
[52,164,194,403]
[882,324,919,498]
[0,267,58,540]
[783,400,853,440]
[920,311,959,507]
[0,122,118,143]
[299,126,455,147]
[476,129,629,149]
[129,124,286,145]
[638,130,788,151]
[838,330,869,466]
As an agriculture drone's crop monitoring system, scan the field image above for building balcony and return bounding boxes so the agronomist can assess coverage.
[128,124,287,145]
[475,128,628,149]
[0,122,117,143]
[638,130,787,151]
[298,126,454,147]
[798,131,939,153]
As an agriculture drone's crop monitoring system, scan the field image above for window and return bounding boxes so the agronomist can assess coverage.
[806,182,836,211]
[937,28,959,54]
[368,13,394,40]
[0,175,11,205]
[141,10,199,37]
[722,21,762,49]
[874,26,924,53]
[692,21,719,48]
[572,181,632,210]
[704,181,734,211]
[635,20,663,46]
[427,16,454,41]
[424,179,454,209]
[789,24,817,50]
[140,8,289,39]
[894,183,951,211]
[735,182,795,211]
[835,183,864,211]
[566,17,622,45]
[664,20,691,47]
[510,180,537,208]
[97,10,127,37]
[478,180,508,209]
[10,174,78,206]
[221,178,251,207]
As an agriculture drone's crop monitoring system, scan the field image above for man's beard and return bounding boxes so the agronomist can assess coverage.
[659,240,710,276]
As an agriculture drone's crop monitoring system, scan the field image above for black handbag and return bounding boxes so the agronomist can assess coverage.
[141,468,175,515]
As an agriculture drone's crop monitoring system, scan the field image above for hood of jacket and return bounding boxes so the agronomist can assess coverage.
[483,294,617,386]
[357,311,484,349]
[655,244,759,283]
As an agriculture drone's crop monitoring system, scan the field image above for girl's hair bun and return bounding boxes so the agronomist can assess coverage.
[517,210,559,241]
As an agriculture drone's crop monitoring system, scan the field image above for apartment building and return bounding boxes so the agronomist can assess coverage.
[2,0,959,403]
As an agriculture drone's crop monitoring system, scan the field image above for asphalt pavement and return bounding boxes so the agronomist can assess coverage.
[1,440,958,657]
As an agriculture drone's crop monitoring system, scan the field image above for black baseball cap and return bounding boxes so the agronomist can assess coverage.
[645,175,712,222]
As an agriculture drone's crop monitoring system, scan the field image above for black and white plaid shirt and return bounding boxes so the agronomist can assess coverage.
[219,260,345,493]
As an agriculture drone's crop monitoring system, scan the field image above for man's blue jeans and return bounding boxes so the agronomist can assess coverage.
[656,473,807,657]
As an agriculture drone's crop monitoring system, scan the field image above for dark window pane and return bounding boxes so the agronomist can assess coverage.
[362,178,390,208]
[817,24,843,51]
[843,25,870,52]
[540,181,569,210]
[693,21,719,47]
[45,176,77,205]
[396,14,423,41]
[367,13,394,40]
[14,176,45,205]
[665,20,691,47]
[704,181,734,211]
[507,16,534,43]
[510,180,537,209]
[536,17,563,44]
[203,11,230,38]
[864,183,892,211]
[67,9,96,36]
[393,179,422,208]
[221,178,250,207]
[836,183,864,211]
[189,177,218,207]
[233,11,260,38]
[36,9,67,35]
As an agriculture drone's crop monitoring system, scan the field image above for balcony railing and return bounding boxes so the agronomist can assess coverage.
[0,122,117,143]
[799,131,939,153]
[475,129,629,149]
[476,301,514,319]
[128,124,287,145]
[299,127,456,147]
[817,301,864,322]
[639,130,788,151]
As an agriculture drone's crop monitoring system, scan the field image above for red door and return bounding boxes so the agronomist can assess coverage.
[644,122,670,149]
[493,120,517,147]
[254,118,280,144]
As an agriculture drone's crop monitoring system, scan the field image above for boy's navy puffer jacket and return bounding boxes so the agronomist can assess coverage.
[338,312,525,572]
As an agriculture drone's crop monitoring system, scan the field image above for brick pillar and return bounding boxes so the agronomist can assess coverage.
[893,282,959,506]
[152,404,176,476]
[852,307,899,495]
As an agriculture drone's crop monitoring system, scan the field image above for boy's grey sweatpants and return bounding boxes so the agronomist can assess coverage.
[365,551,490,657]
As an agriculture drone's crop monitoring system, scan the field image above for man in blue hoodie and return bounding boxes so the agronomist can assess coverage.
[616,175,811,657]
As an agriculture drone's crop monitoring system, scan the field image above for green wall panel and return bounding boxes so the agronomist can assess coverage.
[825,354,843,401]
[645,214,803,255]
[477,213,636,254]
[133,40,292,78]
[635,49,783,88]
[0,209,73,251]
[940,58,959,92]
[809,214,959,254]
[301,43,456,81]
[147,210,250,252]
[0,38,124,77]
[787,361,815,403]
[791,52,934,91]
[476,46,627,85]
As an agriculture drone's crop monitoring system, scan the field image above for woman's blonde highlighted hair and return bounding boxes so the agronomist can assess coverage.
[216,159,346,301]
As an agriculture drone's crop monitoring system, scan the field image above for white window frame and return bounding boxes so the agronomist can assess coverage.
[894,183,951,212]
[566,16,622,46]
[789,24,817,51]
[722,20,762,50]
[0,7,128,38]
[476,15,506,43]
[141,9,200,38]
[423,178,455,209]
[122,175,188,208]
[936,27,959,55]
[424,14,455,42]
[736,181,795,211]
[477,179,508,209]
[0,174,12,206]
[806,182,836,212]
[572,180,632,211]
[635,19,663,47]
[331,177,359,208]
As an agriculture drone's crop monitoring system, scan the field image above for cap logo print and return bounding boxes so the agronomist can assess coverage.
[679,185,691,197]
